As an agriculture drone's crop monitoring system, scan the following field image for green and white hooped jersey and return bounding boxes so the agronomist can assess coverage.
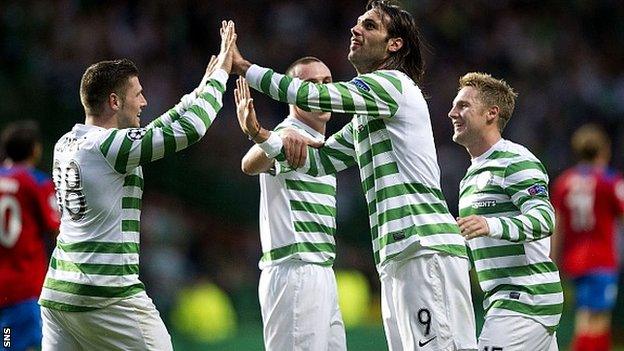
[458,139,563,331]
[246,65,466,270]
[39,70,228,312]
[258,117,336,269]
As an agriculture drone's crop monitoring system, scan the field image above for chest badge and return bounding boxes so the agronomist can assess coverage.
[475,171,493,191]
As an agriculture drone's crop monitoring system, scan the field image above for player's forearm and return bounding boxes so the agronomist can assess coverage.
[241,145,273,175]
[245,65,399,118]
[148,69,228,129]
[486,203,555,242]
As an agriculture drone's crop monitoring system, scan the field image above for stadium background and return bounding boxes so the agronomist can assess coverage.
[1,0,623,349]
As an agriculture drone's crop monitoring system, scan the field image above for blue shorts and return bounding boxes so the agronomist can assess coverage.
[574,272,619,312]
[0,299,42,351]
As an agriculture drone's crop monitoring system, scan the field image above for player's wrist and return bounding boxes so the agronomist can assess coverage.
[250,127,269,144]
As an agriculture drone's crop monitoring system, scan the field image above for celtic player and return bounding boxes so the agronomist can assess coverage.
[236,57,346,350]
[232,1,477,350]
[39,21,236,350]
[450,72,563,350]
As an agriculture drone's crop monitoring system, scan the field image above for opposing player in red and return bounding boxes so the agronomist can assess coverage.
[0,121,60,351]
[551,124,624,351]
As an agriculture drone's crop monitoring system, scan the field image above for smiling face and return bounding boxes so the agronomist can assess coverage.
[115,76,147,128]
[348,9,392,73]
[448,86,491,148]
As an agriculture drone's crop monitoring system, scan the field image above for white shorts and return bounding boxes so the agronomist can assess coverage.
[479,315,558,351]
[258,260,346,351]
[380,253,477,351]
[41,291,172,351]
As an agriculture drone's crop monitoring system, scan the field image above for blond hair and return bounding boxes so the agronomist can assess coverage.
[459,72,518,132]
[571,124,610,162]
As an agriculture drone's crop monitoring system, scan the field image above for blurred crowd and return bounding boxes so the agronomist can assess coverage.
[2,0,623,334]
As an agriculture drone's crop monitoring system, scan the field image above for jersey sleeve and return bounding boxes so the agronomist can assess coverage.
[97,69,228,173]
[246,64,402,119]
[270,122,358,177]
[485,158,556,242]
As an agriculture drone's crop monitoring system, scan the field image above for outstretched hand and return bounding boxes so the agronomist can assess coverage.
[194,55,218,95]
[234,77,260,138]
[278,128,323,169]
[215,20,237,74]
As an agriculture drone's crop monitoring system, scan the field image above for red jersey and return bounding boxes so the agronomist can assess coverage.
[0,166,60,307]
[552,165,624,277]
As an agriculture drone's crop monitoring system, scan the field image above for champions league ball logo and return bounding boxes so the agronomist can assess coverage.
[126,128,148,141]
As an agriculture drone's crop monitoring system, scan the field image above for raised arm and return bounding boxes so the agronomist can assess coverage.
[99,20,237,174]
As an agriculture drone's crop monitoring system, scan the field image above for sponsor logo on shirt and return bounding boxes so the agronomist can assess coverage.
[392,230,406,241]
[527,184,547,196]
[472,200,497,209]
[509,291,521,300]
[350,78,370,92]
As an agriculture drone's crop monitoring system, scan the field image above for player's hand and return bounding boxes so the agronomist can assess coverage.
[234,77,261,137]
[457,215,490,240]
[278,128,323,169]
[194,55,218,95]
[230,30,251,76]
[215,20,237,74]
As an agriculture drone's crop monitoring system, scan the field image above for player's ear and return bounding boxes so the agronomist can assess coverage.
[387,37,403,53]
[108,93,122,111]
[486,106,499,124]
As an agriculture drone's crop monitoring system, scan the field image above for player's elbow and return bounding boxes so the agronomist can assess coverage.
[241,158,259,176]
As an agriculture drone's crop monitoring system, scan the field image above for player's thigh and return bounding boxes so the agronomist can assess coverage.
[479,315,557,351]
[65,292,172,351]
[41,307,81,351]
[393,254,476,351]
[379,270,403,351]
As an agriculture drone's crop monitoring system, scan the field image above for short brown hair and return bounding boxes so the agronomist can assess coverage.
[571,124,610,162]
[80,59,139,116]
[459,72,518,132]
[1,120,41,162]
[285,56,323,77]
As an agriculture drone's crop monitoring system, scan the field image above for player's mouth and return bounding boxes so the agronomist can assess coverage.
[350,38,362,50]
[453,122,466,133]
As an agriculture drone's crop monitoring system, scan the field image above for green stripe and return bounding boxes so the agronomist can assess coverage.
[99,131,116,157]
[372,71,402,93]
[426,244,468,258]
[505,160,547,176]
[294,221,335,236]
[356,119,386,144]
[360,76,398,117]
[307,148,319,176]
[290,200,336,217]
[296,82,312,111]
[208,78,225,94]
[50,257,139,276]
[161,125,177,156]
[486,282,563,297]
[487,150,519,160]
[285,179,335,195]
[477,262,559,282]
[322,145,356,167]
[122,220,140,232]
[260,70,273,96]
[39,299,99,312]
[122,197,141,209]
[188,104,211,129]
[335,83,356,113]
[318,84,333,111]
[488,299,563,317]
[178,114,201,144]
[123,175,144,189]
[57,241,139,254]
[318,149,338,174]
[139,130,153,164]
[501,219,510,241]
[509,218,526,241]
[376,182,445,203]
[361,162,399,193]
[113,135,133,173]
[43,278,145,298]
[471,244,525,261]
[261,242,335,264]
[333,124,355,150]
[378,202,451,226]
[278,75,292,102]
[505,179,548,196]
[358,139,393,167]
[377,223,460,249]
[199,92,222,122]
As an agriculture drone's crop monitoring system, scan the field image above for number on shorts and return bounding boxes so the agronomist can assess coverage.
[417,308,432,336]
[0,194,22,248]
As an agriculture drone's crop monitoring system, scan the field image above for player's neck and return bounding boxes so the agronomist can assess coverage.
[291,107,327,135]
[84,113,118,129]
[467,134,501,159]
